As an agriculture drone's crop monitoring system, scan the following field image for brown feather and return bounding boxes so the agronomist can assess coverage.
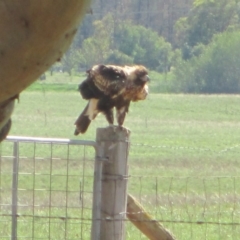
[74,99,99,135]
[74,64,149,134]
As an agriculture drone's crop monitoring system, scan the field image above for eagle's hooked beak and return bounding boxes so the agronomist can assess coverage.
[143,75,150,82]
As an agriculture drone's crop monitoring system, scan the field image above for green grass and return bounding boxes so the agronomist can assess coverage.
[10,90,240,176]
[26,69,169,93]
[26,71,85,92]
[2,76,240,239]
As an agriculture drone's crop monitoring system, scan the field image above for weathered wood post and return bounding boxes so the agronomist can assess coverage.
[91,126,130,240]
[127,194,177,240]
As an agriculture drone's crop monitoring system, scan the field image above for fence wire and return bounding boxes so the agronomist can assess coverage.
[126,144,240,240]
[0,137,95,240]
[0,137,240,240]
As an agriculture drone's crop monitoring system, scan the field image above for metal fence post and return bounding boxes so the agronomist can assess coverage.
[11,141,19,240]
[91,126,130,240]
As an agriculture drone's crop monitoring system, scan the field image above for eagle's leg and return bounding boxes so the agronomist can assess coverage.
[116,107,127,128]
[116,102,130,128]
[104,109,114,125]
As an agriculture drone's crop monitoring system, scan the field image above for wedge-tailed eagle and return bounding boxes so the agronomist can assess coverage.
[74,64,149,135]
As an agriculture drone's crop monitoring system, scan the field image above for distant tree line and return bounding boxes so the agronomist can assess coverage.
[50,0,240,94]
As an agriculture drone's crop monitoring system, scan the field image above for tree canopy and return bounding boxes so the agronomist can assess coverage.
[51,0,240,94]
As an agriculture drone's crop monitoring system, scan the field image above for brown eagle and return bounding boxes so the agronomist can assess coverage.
[74,64,149,135]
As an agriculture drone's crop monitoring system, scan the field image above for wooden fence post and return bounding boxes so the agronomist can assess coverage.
[127,194,177,240]
[91,126,130,240]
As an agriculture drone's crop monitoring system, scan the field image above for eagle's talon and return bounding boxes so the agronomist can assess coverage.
[117,125,124,130]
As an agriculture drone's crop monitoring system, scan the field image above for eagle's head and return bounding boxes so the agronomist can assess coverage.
[123,65,149,101]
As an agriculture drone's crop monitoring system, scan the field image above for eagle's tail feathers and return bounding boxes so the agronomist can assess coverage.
[74,99,100,135]
[74,104,91,135]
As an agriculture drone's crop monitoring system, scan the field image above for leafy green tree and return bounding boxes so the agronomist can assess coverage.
[200,31,240,93]
[175,0,240,58]
[76,18,174,71]
[114,22,173,71]
[73,15,94,49]
[78,14,115,68]
[173,30,240,93]
[61,48,78,76]
[106,50,134,65]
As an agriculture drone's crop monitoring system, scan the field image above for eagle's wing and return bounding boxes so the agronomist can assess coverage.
[89,65,127,97]
[78,78,102,100]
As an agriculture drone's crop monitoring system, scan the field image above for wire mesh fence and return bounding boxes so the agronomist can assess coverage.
[127,176,240,239]
[1,135,240,239]
[127,143,240,240]
[0,137,96,240]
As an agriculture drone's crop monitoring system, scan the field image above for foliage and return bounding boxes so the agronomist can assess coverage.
[58,16,174,73]
[114,22,173,72]
[106,50,134,65]
[81,0,194,44]
[73,14,94,48]
[48,0,240,94]
[173,30,240,93]
[175,0,240,58]
[78,14,115,68]
[60,48,77,75]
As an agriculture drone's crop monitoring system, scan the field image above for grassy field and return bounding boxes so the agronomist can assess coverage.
[1,74,240,239]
